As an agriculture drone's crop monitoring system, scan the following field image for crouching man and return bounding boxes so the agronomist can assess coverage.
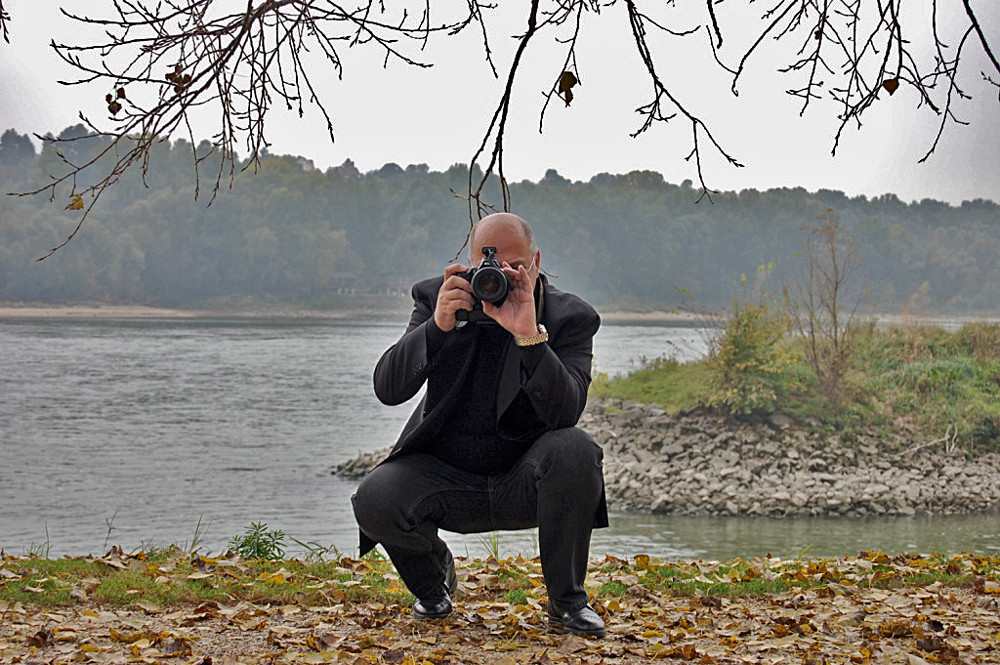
[352,212,608,637]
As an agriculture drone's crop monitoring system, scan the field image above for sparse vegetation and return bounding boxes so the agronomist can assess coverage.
[2,548,996,610]
[594,321,1000,453]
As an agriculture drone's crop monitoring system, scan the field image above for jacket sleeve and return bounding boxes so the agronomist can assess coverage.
[372,280,438,406]
[498,304,600,439]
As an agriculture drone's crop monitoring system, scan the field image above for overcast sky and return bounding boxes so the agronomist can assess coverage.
[1,1,998,205]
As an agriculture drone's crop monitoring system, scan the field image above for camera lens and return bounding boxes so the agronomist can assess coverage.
[472,268,508,302]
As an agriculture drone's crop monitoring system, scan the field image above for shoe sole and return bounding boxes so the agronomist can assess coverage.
[548,616,606,639]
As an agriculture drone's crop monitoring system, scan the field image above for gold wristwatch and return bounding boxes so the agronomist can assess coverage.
[515,324,549,347]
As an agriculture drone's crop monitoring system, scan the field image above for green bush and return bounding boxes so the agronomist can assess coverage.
[707,296,798,416]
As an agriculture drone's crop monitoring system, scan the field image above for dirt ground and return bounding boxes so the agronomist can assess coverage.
[3,579,999,665]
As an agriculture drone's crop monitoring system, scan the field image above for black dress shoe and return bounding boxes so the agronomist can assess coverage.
[547,601,606,638]
[413,557,458,619]
[413,595,452,619]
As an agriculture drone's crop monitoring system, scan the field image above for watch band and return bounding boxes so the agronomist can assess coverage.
[515,324,549,347]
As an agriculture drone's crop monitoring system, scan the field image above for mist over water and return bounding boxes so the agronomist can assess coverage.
[1,317,997,560]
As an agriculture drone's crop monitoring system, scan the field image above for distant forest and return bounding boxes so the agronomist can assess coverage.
[2,126,999,313]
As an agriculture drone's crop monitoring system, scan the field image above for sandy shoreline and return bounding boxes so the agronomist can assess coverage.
[0,302,702,323]
[0,304,208,319]
[1,303,994,326]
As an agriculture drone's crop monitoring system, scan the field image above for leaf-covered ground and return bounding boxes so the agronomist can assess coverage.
[2,550,999,664]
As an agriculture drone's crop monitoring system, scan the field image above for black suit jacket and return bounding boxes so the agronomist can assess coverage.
[359,274,607,555]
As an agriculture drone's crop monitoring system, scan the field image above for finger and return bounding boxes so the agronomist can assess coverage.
[443,262,468,280]
[444,274,473,293]
[443,289,475,308]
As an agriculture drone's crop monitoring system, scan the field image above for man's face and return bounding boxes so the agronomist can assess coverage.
[470,220,539,280]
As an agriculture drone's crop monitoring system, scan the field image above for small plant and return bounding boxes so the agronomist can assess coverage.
[26,526,52,559]
[599,580,628,597]
[290,536,339,563]
[183,515,209,555]
[103,508,120,552]
[505,589,528,605]
[478,531,502,559]
[708,266,798,415]
[229,522,286,560]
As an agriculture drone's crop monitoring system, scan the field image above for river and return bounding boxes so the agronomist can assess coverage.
[1,316,997,560]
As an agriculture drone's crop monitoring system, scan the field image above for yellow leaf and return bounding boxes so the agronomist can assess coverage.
[258,570,290,584]
[66,194,85,211]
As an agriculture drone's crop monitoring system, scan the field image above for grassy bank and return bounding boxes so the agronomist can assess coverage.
[5,549,997,610]
[591,322,1000,454]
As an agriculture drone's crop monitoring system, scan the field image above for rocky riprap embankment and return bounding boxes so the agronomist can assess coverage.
[334,399,1000,517]
[588,399,1000,517]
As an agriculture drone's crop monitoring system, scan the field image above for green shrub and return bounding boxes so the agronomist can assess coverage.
[707,296,798,415]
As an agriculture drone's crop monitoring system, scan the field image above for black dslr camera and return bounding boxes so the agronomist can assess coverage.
[456,246,512,324]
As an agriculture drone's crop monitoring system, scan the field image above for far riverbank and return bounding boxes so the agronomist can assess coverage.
[0,301,701,324]
[3,301,996,328]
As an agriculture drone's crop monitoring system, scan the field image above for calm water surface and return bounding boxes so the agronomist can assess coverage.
[1,316,997,560]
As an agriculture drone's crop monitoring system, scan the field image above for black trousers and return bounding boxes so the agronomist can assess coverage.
[351,427,604,612]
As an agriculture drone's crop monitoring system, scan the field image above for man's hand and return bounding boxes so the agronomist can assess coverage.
[434,263,475,332]
[483,262,538,339]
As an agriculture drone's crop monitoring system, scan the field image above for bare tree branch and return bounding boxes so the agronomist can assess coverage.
[624,0,744,202]
[467,0,541,228]
[961,0,1000,78]
[18,0,487,259]
[9,0,1000,258]
[0,0,10,44]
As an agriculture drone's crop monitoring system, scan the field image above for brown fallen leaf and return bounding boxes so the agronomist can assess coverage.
[158,637,192,656]
[28,628,53,648]
[555,633,588,653]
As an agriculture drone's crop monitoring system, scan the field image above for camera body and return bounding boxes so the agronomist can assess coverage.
[455,246,512,324]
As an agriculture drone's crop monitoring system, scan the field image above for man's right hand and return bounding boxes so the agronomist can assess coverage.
[434,263,475,332]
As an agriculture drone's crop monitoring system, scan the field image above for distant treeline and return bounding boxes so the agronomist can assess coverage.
[2,126,999,312]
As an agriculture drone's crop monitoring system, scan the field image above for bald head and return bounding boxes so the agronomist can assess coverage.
[468,212,540,276]
[469,213,536,263]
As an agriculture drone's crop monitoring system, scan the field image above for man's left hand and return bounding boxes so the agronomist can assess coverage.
[483,263,538,340]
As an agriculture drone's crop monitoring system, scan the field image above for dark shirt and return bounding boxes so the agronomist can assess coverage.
[426,324,531,475]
